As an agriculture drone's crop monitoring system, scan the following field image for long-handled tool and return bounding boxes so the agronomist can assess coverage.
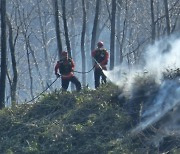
[92,57,103,70]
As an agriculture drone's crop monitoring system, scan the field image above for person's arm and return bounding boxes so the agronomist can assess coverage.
[100,50,109,65]
[71,59,75,71]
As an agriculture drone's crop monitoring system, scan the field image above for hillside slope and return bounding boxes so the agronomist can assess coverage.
[0,82,180,154]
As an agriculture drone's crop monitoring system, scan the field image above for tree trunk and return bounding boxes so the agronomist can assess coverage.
[156,0,160,39]
[70,0,76,62]
[110,0,116,70]
[164,0,170,35]
[171,8,180,33]
[70,0,76,91]
[119,17,126,65]
[0,0,7,109]
[81,0,87,86]
[91,0,101,52]
[85,1,93,87]
[62,0,72,57]
[150,0,156,43]
[25,36,34,101]
[53,0,63,59]
[119,0,128,65]
[6,16,18,107]
[116,5,121,66]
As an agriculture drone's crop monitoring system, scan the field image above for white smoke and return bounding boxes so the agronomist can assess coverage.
[105,37,180,84]
[104,36,180,136]
[144,37,180,81]
[132,80,180,133]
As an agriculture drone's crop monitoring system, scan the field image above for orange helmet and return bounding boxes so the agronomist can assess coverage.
[97,41,104,48]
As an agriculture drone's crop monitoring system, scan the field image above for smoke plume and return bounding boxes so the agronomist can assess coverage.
[104,37,180,137]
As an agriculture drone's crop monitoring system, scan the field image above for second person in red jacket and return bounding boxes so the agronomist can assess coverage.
[55,51,81,91]
[92,41,109,89]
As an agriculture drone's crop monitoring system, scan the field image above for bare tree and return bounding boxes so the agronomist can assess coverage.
[150,0,156,43]
[61,0,72,57]
[115,4,121,65]
[70,0,76,61]
[6,16,18,107]
[110,0,116,70]
[81,0,87,86]
[91,0,101,52]
[0,0,178,102]
[27,36,45,90]
[164,0,171,35]
[0,0,7,109]
[119,11,126,65]
[16,2,34,101]
[26,35,34,100]
[85,1,93,87]
[53,0,63,59]
[37,0,51,86]
[116,0,125,65]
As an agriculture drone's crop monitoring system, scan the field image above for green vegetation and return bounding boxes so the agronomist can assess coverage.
[0,82,179,154]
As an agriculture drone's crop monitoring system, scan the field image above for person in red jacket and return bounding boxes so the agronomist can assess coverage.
[91,41,109,88]
[55,51,81,91]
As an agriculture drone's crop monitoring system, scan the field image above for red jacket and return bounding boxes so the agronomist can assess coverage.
[92,48,109,69]
[55,58,75,79]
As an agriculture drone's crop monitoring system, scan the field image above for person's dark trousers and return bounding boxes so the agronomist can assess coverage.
[61,76,81,91]
[94,68,107,89]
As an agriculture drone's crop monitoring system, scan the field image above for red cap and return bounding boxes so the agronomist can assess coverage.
[61,51,68,56]
[97,41,104,48]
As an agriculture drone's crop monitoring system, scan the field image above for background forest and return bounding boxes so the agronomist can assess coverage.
[0,0,180,107]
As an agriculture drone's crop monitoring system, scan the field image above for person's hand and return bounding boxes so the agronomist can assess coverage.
[95,64,100,68]
[56,73,61,78]
[100,64,105,69]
